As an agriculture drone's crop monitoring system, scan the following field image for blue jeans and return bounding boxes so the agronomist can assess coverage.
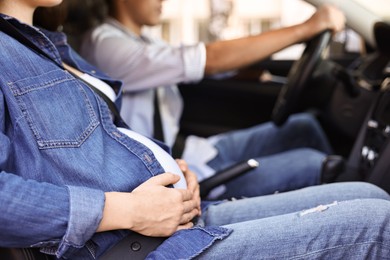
[208,113,333,199]
[198,182,390,259]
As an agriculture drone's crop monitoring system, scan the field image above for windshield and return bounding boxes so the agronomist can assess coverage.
[152,0,388,58]
[354,0,390,20]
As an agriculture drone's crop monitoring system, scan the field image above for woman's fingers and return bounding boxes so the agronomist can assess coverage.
[179,208,199,225]
[146,172,181,187]
[175,159,188,172]
[176,221,194,231]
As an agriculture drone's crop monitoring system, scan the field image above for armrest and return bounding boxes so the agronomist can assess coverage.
[199,159,259,199]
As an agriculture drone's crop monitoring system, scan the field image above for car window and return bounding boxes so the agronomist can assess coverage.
[353,0,390,21]
[150,0,315,46]
[149,0,369,60]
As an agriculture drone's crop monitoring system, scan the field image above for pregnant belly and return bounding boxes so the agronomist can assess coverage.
[117,127,187,189]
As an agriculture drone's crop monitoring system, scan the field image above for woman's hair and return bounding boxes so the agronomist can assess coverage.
[105,0,113,8]
[104,0,116,16]
[33,1,69,31]
[33,0,107,33]
[33,0,107,51]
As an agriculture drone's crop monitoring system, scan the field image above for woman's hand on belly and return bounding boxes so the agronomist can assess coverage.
[176,159,202,216]
[127,173,200,236]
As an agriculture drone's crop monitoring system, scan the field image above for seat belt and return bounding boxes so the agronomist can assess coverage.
[153,89,165,142]
[154,89,186,158]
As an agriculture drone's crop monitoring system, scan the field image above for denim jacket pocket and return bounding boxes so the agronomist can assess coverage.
[9,69,99,149]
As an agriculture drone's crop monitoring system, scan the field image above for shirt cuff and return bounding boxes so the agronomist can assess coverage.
[182,42,206,82]
[56,185,105,258]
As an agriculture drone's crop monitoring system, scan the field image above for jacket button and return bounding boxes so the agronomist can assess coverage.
[131,242,141,252]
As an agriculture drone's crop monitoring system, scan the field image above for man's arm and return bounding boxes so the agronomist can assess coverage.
[204,4,346,75]
[81,32,206,92]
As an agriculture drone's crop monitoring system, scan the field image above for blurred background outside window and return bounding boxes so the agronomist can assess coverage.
[144,0,389,60]
[145,0,316,59]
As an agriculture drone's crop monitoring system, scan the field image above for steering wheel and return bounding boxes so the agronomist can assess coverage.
[272,30,332,126]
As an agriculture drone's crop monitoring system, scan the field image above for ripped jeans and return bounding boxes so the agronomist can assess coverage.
[198,182,390,259]
[207,113,333,199]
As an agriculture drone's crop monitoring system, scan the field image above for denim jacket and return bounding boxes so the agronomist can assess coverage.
[0,15,230,259]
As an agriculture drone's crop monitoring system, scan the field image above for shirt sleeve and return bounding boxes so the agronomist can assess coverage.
[0,171,70,248]
[83,30,206,92]
[55,185,105,258]
[0,170,104,258]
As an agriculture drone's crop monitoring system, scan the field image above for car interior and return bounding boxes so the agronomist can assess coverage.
[179,20,390,191]
[1,0,389,259]
[178,19,390,194]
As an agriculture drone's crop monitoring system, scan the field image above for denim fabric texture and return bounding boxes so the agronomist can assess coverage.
[2,15,390,260]
[198,182,390,259]
[0,15,229,259]
[207,113,333,199]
